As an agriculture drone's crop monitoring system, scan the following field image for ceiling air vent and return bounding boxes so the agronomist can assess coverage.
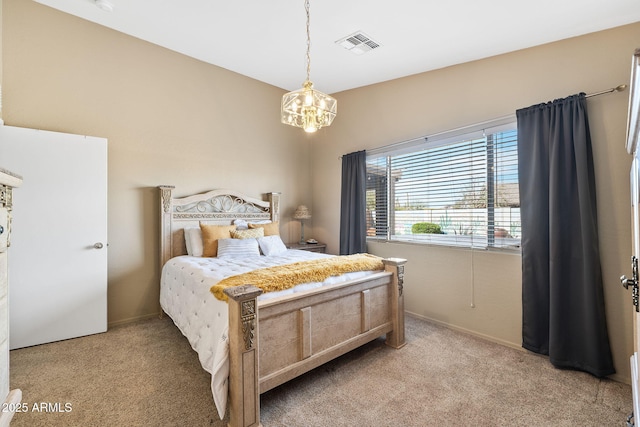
[335,31,381,55]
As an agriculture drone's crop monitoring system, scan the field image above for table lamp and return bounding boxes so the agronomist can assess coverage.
[293,205,311,244]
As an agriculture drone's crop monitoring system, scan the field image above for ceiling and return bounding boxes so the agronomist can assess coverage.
[33,0,640,94]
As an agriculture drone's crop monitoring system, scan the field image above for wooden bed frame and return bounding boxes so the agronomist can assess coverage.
[158,186,406,427]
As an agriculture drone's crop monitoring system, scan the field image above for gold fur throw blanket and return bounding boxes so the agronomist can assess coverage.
[211,253,384,301]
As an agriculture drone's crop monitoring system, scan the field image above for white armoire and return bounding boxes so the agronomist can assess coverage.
[0,167,22,426]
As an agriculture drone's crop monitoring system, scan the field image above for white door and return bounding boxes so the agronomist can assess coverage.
[0,125,107,349]
[625,49,640,424]
[628,154,640,423]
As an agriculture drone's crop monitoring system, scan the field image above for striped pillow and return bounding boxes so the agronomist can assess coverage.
[216,238,260,258]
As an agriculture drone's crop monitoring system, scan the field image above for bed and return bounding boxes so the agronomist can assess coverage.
[158,186,407,427]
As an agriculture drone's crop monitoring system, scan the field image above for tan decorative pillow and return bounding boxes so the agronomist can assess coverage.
[248,221,280,236]
[231,228,264,239]
[199,223,237,257]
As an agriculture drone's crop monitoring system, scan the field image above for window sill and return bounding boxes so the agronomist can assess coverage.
[367,237,521,254]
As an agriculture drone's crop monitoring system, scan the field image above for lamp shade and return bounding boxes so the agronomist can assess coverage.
[293,205,311,220]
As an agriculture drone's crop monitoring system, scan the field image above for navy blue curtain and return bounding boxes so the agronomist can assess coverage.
[340,150,367,255]
[516,93,614,377]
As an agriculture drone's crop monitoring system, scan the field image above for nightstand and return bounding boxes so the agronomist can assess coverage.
[287,242,327,253]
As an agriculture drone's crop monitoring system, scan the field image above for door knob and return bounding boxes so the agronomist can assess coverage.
[0,225,3,235]
[621,275,637,289]
[621,256,640,312]
[93,242,104,249]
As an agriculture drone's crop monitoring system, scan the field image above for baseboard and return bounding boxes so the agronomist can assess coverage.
[405,311,526,353]
[406,311,630,385]
[108,312,162,328]
[609,372,630,385]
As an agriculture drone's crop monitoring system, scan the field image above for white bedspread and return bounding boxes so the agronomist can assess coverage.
[160,249,378,419]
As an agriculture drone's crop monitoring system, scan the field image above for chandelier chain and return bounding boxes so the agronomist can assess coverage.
[305,0,311,82]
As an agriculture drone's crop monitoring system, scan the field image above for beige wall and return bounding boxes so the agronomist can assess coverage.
[2,0,314,325]
[3,0,638,383]
[312,23,640,383]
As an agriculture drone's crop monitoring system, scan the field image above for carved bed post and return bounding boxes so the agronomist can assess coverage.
[224,285,264,427]
[383,258,407,349]
[158,185,175,269]
[267,192,281,223]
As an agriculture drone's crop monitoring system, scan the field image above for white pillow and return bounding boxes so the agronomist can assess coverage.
[233,219,249,230]
[217,238,260,258]
[184,227,204,257]
[250,220,272,224]
[257,235,288,256]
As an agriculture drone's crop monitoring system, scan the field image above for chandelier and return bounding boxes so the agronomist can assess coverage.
[281,0,337,133]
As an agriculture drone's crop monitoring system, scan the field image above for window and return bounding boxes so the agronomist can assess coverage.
[366,119,520,250]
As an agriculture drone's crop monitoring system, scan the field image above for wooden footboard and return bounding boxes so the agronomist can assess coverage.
[224,258,406,427]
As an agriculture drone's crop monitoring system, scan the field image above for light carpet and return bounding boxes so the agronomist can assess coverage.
[8,315,632,426]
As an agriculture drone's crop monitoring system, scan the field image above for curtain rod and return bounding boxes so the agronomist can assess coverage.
[585,84,627,98]
[341,84,628,159]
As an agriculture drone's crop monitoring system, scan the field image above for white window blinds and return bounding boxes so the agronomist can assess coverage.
[366,120,520,249]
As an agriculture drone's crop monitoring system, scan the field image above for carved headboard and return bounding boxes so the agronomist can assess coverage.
[158,186,281,268]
